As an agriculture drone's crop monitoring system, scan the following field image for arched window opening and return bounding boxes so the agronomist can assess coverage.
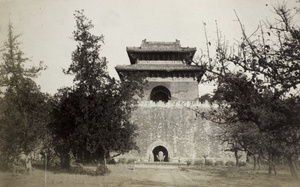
[150,86,171,103]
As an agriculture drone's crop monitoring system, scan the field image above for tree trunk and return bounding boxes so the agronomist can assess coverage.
[268,163,272,175]
[43,149,50,169]
[246,152,250,163]
[12,159,17,174]
[258,154,261,170]
[60,152,70,169]
[203,155,208,165]
[288,156,299,179]
[273,161,277,176]
[46,152,50,169]
[25,154,32,175]
[295,154,299,170]
[267,157,277,176]
[234,149,239,167]
[103,153,107,166]
[253,153,261,170]
[4,155,11,171]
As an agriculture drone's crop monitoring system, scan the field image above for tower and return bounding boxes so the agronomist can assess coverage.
[115,40,233,163]
[116,39,203,102]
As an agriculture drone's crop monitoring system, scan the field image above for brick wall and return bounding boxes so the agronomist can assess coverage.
[143,77,199,101]
[130,101,235,162]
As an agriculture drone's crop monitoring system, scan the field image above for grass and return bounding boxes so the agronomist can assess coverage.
[0,163,299,187]
[184,165,299,187]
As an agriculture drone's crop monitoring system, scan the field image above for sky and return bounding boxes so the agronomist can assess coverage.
[0,0,299,95]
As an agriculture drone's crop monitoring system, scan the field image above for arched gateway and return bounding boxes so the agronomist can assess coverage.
[146,140,173,162]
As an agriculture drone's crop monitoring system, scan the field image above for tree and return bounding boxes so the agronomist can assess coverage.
[195,3,300,178]
[49,10,146,170]
[0,22,48,174]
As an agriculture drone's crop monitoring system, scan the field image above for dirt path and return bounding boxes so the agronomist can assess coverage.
[120,169,198,187]
[1,165,299,187]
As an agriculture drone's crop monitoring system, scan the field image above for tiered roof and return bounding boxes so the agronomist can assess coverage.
[126,39,196,64]
[115,40,203,81]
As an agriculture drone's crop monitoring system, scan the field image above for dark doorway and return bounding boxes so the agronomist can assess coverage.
[152,146,169,162]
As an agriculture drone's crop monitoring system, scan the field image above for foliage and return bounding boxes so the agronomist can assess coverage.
[214,161,225,166]
[199,93,212,103]
[0,22,49,171]
[95,164,111,176]
[49,10,146,169]
[195,3,300,178]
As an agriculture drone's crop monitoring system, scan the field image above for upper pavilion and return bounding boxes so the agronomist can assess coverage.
[116,39,203,81]
[115,40,204,102]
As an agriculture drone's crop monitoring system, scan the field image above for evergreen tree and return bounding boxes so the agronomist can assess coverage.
[0,22,48,173]
[50,10,146,170]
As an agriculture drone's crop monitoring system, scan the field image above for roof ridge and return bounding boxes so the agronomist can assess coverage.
[141,39,181,48]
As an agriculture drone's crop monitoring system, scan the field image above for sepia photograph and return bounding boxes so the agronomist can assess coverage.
[0,0,300,186]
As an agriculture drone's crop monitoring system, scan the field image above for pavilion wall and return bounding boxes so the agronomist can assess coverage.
[142,77,199,101]
[126,101,239,163]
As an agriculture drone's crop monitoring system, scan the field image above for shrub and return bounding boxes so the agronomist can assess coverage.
[12,165,26,174]
[126,158,137,164]
[118,158,127,164]
[225,161,235,166]
[70,163,85,174]
[214,161,225,166]
[95,164,111,176]
[107,159,116,165]
[194,160,204,166]
[181,167,189,172]
[72,165,84,174]
[238,161,247,167]
[205,159,214,166]
[186,160,192,166]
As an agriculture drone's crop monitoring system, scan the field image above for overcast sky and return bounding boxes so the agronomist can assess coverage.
[0,0,299,95]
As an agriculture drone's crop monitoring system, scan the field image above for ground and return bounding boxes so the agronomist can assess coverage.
[0,164,299,187]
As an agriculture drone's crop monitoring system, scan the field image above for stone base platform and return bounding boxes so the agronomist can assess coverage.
[134,161,187,169]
